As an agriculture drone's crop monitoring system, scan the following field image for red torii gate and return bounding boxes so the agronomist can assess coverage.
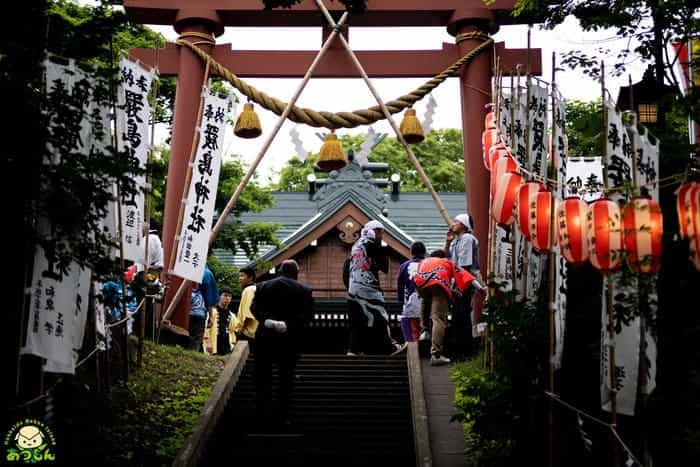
[125,0,541,335]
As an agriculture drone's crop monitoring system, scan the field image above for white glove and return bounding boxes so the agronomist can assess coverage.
[264,319,288,333]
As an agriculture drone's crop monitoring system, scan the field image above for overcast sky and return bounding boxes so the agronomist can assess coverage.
[140,15,649,182]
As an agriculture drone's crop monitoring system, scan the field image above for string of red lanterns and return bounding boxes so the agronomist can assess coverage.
[480,121,689,273]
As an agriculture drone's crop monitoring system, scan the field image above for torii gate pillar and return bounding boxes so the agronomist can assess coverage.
[162,10,223,335]
[451,10,497,276]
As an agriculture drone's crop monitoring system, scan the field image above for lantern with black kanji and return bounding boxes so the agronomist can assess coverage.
[516,181,545,235]
[677,181,699,239]
[492,171,522,226]
[587,198,623,273]
[557,196,589,264]
[529,190,557,252]
[623,196,663,274]
[490,155,519,198]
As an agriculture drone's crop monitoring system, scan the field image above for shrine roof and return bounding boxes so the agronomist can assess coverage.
[213,158,467,267]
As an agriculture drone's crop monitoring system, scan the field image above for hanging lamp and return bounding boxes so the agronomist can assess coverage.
[234,102,262,138]
[529,190,557,252]
[482,128,500,160]
[317,131,347,171]
[587,198,623,273]
[485,141,509,171]
[399,107,425,144]
[690,187,700,271]
[557,196,590,265]
[484,111,497,130]
[677,181,699,239]
[515,181,546,235]
[623,196,663,274]
[490,155,519,198]
[491,171,522,226]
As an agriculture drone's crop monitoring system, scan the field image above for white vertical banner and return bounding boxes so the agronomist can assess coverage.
[601,101,639,416]
[605,102,633,194]
[45,58,92,164]
[43,265,92,375]
[636,130,660,202]
[22,242,80,366]
[116,58,155,262]
[173,90,229,283]
[639,275,658,394]
[528,81,549,180]
[493,225,513,290]
[552,90,569,194]
[553,249,568,369]
[498,90,513,148]
[526,246,545,302]
[512,84,528,170]
[514,227,525,300]
[552,88,568,370]
[565,158,605,201]
[95,281,106,337]
[601,273,640,416]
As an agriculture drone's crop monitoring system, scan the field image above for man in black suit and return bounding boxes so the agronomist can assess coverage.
[251,259,313,427]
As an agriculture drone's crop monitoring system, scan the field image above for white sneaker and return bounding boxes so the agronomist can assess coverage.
[430,355,451,366]
[419,331,430,341]
[346,351,358,356]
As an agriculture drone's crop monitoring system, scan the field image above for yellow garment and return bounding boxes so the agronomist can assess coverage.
[203,309,217,355]
[203,308,238,355]
[234,285,258,338]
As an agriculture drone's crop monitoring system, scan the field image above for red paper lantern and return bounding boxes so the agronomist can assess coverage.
[490,156,519,198]
[516,181,545,235]
[529,190,557,252]
[487,144,510,171]
[691,188,700,271]
[587,198,623,273]
[492,172,523,226]
[557,196,589,264]
[482,128,500,154]
[678,181,700,239]
[485,111,497,129]
[623,196,663,274]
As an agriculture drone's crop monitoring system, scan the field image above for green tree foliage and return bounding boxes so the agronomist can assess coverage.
[275,129,465,192]
[565,100,603,157]
[47,0,175,124]
[512,0,699,122]
[369,129,465,192]
[17,0,177,279]
[452,357,514,466]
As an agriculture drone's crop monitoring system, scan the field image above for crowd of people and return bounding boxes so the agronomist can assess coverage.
[112,214,485,428]
[354,214,486,366]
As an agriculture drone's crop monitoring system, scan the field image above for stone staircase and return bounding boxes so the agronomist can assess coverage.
[200,353,416,466]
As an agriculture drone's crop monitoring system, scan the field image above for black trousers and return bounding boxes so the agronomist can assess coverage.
[450,288,475,358]
[188,316,206,352]
[347,300,395,354]
[254,339,298,423]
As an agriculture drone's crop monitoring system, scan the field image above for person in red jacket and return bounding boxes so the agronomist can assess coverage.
[413,250,486,365]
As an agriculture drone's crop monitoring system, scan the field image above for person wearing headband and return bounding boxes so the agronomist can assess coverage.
[443,213,484,358]
[346,220,406,356]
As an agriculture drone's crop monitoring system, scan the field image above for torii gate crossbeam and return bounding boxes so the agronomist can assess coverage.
[124,0,542,335]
